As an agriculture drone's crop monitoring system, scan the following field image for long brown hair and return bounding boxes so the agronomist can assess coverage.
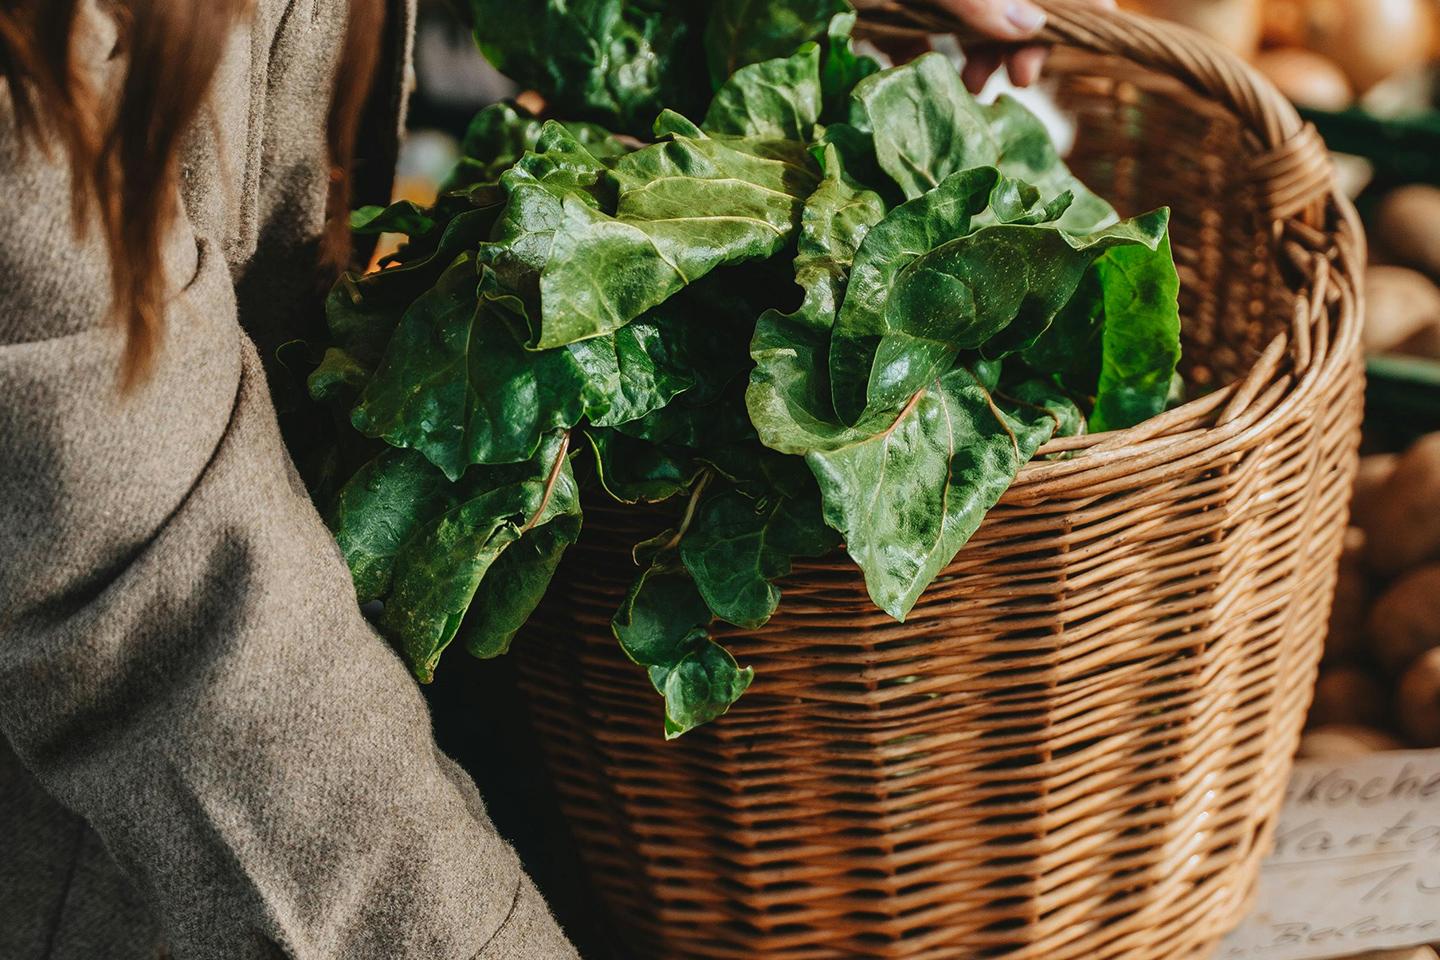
[0,0,386,386]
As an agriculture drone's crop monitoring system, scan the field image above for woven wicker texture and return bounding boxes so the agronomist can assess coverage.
[514,3,1365,957]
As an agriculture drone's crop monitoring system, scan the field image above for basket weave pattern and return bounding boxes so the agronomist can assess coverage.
[515,4,1364,957]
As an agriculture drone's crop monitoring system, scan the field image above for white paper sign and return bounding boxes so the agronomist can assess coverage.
[1221,750,1440,960]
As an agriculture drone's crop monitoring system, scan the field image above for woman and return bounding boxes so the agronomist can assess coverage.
[0,0,1102,957]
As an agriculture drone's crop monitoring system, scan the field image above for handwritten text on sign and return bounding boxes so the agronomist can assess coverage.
[1222,749,1440,960]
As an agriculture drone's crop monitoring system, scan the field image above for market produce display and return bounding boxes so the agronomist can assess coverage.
[1123,0,1439,109]
[1308,431,1440,753]
[310,0,1182,736]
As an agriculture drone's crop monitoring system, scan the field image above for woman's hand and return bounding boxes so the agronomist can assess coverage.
[861,0,1118,92]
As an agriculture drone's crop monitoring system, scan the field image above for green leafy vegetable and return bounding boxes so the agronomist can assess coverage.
[311,1,1185,735]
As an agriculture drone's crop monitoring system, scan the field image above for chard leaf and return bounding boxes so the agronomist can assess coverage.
[445,102,628,192]
[462,511,582,659]
[983,94,1117,234]
[1089,232,1182,432]
[332,434,579,682]
[467,0,706,135]
[325,204,501,364]
[847,53,1001,201]
[586,429,701,504]
[350,257,590,479]
[328,448,452,603]
[651,642,754,739]
[307,347,371,415]
[805,367,1074,619]
[702,42,822,140]
[831,194,1171,423]
[351,201,438,238]
[703,0,849,89]
[681,488,836,628]
[826,166,1000,422]
[818,12,879,121]
[611,561,753,738]
[536,134,819,348]
[564,305,696,429]
[748,146,885,451]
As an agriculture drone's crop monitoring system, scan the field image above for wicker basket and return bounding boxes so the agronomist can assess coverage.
[514,3,1365,957]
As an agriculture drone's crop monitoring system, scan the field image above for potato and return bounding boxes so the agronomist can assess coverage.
[1362,266,1440,354]
[1395,321,1440,360]
[1351,456,1398,533]
[1309,666,1388,727]
[1298,724,1403,759]
[1367,564,1440,674]
[1300,0,1435,93]
[1261,0,1306,47]
[1375,185,1440,280]
[1325,531,1368,663]
[1398,648,1440,747]
[1254,49,1353,111]
[1135,0,1262,57]
[1362,433,1440,575]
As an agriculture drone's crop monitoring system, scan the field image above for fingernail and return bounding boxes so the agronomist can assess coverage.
[1005,2,1046,34]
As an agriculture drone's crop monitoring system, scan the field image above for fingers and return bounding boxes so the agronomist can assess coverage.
[961,47,1005,93]
[1005,44,1048,87]
[932,0,1047,41]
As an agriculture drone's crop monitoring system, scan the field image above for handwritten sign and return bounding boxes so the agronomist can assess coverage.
[1222,749,1440,960]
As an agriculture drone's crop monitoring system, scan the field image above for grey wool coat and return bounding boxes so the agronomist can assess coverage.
[0,2,579,958]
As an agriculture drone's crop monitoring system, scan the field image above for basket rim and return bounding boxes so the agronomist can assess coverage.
[855,0,1364,499]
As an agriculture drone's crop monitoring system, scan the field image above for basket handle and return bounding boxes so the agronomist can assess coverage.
[855,0,1334,221]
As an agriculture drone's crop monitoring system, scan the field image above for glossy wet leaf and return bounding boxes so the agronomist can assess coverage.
[343,435,578,681]
[462,511,581,659]
[681,487,837,628]
[1089,233,1182,432]
[702,42,822,140]
[806,367,1075,619]
[586,429,702,503]
[467,0,706,135]
[703,0,849,89]
[537,134,819,347]
[832,196,1171,423]
[351,257,590,478]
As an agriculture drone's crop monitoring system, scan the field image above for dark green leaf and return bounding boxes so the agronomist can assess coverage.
[351,201,439,238]
[351,257,589,479]
[832,195,1171,423]
[825,166,1000,422]
[462,511,582,659]
[468,0,706,135]
[818,12,879,122]
[369,433,579,681]
[703,0,849,89]
[1089,231,1182,432]
[536,135,819,347]
[805,366,1073,619]
[328,447,452,603]
[586,429,702,503]
[681,488,836,628]
[307,347,372,414]
[611,560,753,738]
[612,562,712,668]
[702,42,822,140]
[650,641,754,739]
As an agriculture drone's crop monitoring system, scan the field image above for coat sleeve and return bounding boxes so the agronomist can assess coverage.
[0,104,578,960]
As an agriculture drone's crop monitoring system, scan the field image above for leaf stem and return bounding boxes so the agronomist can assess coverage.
[976,381,1019,459]
[994,389,1065,434]
[521,431,571,534]
[662,469,713,553]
